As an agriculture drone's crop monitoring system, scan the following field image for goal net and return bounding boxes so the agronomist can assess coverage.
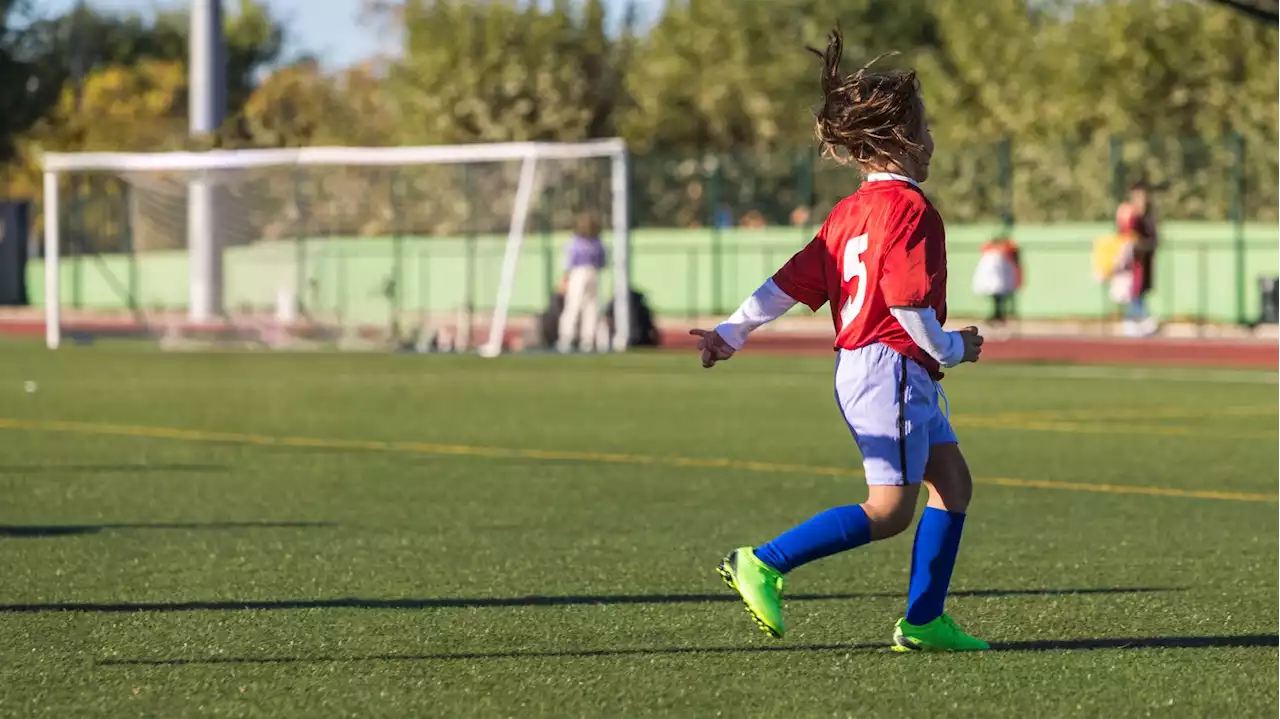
[39,141,630,355]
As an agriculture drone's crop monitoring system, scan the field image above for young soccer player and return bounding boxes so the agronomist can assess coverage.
[691,28,988,652]
[557,213,607,353]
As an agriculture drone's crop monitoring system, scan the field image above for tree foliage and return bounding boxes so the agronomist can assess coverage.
[2,0,1276,223]
[377,0,632,145]
[0,0,282,157]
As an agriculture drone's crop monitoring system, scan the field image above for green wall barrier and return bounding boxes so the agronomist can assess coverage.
[26,222,1279,327]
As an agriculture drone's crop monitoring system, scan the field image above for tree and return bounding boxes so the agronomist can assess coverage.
[620,0,939,152]
[0,0,73,163]
[616,0,944,225]
[388,0,627,144]
[44,60,188,151]
[6,0,1276,226]
[1,0,283,156]
[240,59,336,146]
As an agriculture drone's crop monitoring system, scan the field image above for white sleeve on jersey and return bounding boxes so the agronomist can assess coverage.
[715,279,797,350]
[889,306,966,367]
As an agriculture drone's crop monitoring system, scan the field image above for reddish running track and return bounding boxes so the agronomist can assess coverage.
[2,315,1274,369]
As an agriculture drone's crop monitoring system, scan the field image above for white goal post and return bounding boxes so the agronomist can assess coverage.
[40,140,631,355]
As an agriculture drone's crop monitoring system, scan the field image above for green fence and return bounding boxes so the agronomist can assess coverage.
[26,221,1279,327]
[13,134,1279,327]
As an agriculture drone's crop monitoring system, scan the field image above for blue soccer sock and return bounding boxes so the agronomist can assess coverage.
[904,506,966,626]
[753,505,871,575]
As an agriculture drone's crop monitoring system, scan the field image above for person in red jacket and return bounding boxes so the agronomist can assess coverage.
[1115,179,1159,337]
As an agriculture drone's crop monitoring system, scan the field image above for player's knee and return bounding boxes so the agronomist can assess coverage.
[876,510,915,539]
[863,496,916,539]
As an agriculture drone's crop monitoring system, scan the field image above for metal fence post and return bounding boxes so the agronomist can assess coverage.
[293,169,308,316]
[1108,134,1124,204]
[390,172,404,336]
[336,246,347,326]
[708,155,723,315]
[998,137,1013,221]
[1197,243,1209,333]
[123,181,138,311]
[804,148,817,234]
[687,248,698,319]
[796,149,814,238]
[418,242,430,316]
[462,164,476,347]
[70,178,82,310]
[540,187,555,304]
[1231,132,1247,325]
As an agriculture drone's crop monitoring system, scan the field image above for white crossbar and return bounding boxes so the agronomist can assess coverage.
[41,140,627,173]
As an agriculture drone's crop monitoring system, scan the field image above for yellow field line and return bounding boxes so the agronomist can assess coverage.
[951,417,1277,440]
[957,414,1203,437]
[973,405,1277,423]
[0,417,1274,504]
[0,418,852,479]
[975,477,1277,503]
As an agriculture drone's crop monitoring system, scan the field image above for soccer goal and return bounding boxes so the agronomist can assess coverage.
[40,140,631,355]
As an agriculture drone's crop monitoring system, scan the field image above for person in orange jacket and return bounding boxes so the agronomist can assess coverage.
[972,234,1022,324]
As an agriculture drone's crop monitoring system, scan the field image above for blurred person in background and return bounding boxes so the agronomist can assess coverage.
[1114,179,1159,337]
[739,209,768,229]
[1092,227,1132,316]
[971,233,1022,325]
[715,203,734,229]
[557,212,607,353]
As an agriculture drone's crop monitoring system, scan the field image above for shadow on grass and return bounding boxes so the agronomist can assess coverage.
[0,464,227,475]
[993,635,1278,651]
[97,634,1279,666]
[0,586,1176,612]
[0,522,336,538]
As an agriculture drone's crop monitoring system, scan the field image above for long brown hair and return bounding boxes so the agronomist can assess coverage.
[808,25,926,169]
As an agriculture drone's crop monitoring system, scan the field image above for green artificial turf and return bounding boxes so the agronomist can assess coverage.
[0,343,1275,717]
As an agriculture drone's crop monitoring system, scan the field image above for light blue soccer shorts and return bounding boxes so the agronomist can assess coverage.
[834,342,957,486]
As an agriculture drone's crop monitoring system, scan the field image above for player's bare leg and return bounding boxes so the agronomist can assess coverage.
[892,442,988,651]
[922,442,972,513]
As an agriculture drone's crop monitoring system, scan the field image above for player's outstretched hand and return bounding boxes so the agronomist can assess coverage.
[958,326,984,363]
[689,328,736,369]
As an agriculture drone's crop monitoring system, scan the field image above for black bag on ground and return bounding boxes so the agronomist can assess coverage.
[538,292,566,348]
[605,289,661,348]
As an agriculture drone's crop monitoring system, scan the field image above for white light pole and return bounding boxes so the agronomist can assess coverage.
[188,0,226,322]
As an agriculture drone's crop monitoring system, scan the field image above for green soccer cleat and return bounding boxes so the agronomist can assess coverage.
[717,547,786,638]
[891,613,990,652]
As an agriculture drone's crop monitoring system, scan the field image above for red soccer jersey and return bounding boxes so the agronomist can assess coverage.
[771,177,949,378]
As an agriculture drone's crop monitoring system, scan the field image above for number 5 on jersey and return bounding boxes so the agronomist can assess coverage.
[840,233,870,329]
